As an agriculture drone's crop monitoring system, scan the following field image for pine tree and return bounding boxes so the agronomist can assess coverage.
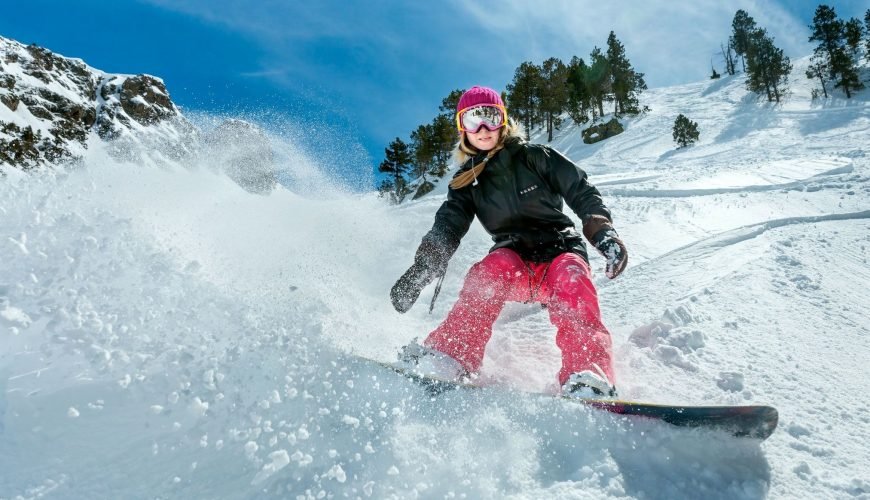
[606,31,647,116]
[505,62,542,136]
[673,114,699,148]
[807,6,838,94]
[539,57,569,142]
[410,124,435,182]
[809,5,863,98]
[830,48,863,97]
[606,32,628,116]
[587,47,610,121]
[439,89,465,117]
[809,5,844,79]
[378,137,413,203]
[844,17,863,56]
[429,114,456,177]
[745,29,792,102]
[566,56,592,125]
[840,18,867,96]
[433,90,463,175]
[731,10,758,72]
[865,9,870,61]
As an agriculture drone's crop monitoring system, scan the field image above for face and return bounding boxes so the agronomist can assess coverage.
[465,127,499,151]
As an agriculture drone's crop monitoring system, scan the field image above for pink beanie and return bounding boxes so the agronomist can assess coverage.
[457,85,504,111]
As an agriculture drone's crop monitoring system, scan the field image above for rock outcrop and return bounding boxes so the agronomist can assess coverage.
[0,36,193,169]
[581,118,624,144]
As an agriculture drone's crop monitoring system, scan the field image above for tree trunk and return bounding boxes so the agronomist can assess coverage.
[547,113,553,142]
[815,69,828,98]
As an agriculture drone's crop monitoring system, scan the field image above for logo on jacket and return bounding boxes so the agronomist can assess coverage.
[519,184,539,196]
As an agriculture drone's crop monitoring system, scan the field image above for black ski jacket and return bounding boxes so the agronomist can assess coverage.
[423,137,612,266]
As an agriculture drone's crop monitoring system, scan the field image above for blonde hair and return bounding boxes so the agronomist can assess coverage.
[448,118,525,190]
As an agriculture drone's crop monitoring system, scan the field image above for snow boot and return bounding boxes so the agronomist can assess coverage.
[561,364,617,399]
[397,339,469,382]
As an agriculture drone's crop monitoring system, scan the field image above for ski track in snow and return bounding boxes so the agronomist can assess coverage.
[1,55,869,499]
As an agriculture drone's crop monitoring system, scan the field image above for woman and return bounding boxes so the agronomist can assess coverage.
[390,86,627,398]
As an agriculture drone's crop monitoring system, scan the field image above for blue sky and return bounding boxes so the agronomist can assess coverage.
[2,0,867,184]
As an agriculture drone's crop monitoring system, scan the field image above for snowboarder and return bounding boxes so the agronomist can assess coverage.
[390,86,628,398]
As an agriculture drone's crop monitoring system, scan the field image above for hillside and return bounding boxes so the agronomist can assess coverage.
[1,52,869,499]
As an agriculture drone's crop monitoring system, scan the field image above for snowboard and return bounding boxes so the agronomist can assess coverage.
[359,356,779,440]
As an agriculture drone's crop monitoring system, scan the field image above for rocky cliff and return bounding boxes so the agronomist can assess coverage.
[0,35,276,193]
[0,36,200,169]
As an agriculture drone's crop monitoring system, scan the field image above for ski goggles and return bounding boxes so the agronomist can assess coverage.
[456,104,507,133]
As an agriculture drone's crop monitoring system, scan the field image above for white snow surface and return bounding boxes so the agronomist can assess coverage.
[1,56,869,499]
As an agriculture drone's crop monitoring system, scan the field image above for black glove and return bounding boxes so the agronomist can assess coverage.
[591,228,628,279]
[390,262,437,313]
[390,237,452,313]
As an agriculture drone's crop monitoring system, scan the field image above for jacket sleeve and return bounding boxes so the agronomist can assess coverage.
[527,144,612,224]
[423,184,475,258]
[415,184,475,272]
[390,180,477,313]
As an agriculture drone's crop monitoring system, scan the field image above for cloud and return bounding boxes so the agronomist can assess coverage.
[139,0,833,159]
[142,1,470,142]
[239,68,290,78]
[452,0,814,87]
[143,0,412,46]
[140,0,819,92]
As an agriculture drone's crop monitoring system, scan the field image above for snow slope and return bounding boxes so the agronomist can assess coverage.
[1,55,869,499]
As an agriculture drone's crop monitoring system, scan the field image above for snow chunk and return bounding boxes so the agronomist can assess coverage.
[189,397,208,417]
[0,305,32,327]
[327,464,347,483]
[654,345,699,372]
[251,450,290,485]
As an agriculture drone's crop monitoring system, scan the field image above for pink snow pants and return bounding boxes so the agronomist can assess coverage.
[424,248,614,385]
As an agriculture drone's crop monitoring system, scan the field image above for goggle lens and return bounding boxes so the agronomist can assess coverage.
[457,105,506,133]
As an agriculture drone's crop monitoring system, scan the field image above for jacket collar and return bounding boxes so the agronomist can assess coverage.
[489,136,525,170]
[460,136,526,172]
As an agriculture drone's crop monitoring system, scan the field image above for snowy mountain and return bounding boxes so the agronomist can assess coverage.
[0,35,198,169]
[1,49,868,499]
[0,36,277,193]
